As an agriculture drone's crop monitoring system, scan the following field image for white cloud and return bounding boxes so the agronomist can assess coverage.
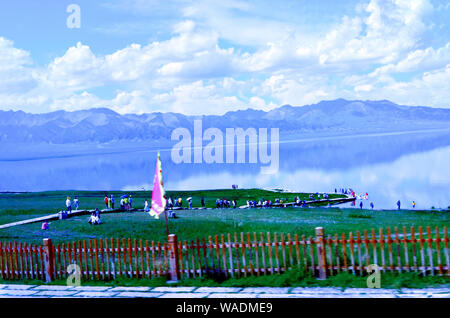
[370,42,450,76]
[345,64,450,107]
[0,0,449,114]
[0,37,37,95]
[149,80,245,115]
[46,42,106,91]
[258,74,334,106]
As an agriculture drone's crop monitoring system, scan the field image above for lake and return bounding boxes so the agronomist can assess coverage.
[1,129,449,210]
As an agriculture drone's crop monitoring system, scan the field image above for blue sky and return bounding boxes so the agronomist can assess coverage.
[0,0,449,114]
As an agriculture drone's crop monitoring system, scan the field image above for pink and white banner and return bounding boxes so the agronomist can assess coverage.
[149,152,166,219]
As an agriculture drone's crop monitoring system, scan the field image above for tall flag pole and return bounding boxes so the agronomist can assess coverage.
[149,152,169,236]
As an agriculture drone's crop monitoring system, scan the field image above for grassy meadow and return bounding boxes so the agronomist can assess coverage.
[0,189,447,244]
[0,189,448,288]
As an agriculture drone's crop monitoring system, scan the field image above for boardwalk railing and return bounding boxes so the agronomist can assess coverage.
[0,226,448,282]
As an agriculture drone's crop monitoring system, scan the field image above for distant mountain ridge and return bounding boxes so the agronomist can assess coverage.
[1,99,449,143]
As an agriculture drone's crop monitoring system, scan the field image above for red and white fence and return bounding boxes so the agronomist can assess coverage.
[0,226,448,282]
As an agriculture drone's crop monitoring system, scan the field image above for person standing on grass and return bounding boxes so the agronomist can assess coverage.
[129,195,133,209]
[104,195,108,209]
[370,202,374,209]
[66,197,72,213]
[359,201,363,209]
[108,196,111,209]
[144,199,150,212]
[397,200,401,210]
[201,197,205,208]
[111,195,115,209]
[412,201,416,208]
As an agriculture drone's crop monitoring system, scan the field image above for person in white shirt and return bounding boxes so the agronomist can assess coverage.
[66,197,72,213]
[88,212,98,225]
[88,209,101,225]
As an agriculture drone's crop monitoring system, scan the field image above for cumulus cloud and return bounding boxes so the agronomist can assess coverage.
[0,0,448,114]
[0,37,37,94]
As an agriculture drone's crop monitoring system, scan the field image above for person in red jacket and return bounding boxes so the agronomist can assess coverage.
[104,195,108,209]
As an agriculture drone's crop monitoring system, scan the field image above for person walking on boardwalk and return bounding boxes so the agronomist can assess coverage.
[201,197,205,208]
[144,199,150,212]
[123,196,128,210]
[66,197,72,213]
[397,200,401,210]
[108,196,111,209]
[73,197,79,210]
[111,195,115,209]
[412,201,416,208]
[104,195,108,209]
[370,202,374,209]
[187,197,192,209]
[359,201,363,209]
[129,195,133,209]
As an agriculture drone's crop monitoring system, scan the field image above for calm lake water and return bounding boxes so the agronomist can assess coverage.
[1,129,449,210]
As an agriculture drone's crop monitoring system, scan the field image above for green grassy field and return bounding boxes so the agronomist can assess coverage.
[0,188,343,224]
[0,189,447,245]
[0,190,448,288]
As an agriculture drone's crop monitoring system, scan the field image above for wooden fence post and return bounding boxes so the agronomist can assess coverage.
[315,227,327,280]
[168,234,180,282]
[43,238,55,282]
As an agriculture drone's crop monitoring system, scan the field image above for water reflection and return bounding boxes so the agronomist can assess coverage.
[0,130,449,209]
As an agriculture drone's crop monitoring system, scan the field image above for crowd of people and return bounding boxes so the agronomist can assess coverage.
[166,197,207,209]
[38,191,423,232]
[102,194,135,211]
[216,198,237,209]
[62,193,419,215]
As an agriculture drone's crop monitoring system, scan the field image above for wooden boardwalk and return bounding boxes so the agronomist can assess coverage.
[239,196,356,209]
[0,208,133,230]
[0,196,355,230]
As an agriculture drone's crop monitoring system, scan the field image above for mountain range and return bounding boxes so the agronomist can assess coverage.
[1,99,450,144]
